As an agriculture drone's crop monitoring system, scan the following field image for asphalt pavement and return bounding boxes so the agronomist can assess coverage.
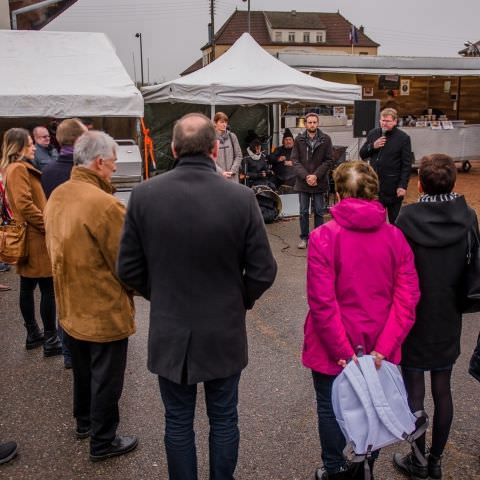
[0,217,479,479]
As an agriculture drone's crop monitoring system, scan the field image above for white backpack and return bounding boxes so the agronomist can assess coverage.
[332,355,428,480]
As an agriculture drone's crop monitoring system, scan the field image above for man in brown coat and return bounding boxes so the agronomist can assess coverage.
[44,131,137,462]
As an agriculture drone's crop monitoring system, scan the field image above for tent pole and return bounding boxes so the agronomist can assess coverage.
[210,104,215,120]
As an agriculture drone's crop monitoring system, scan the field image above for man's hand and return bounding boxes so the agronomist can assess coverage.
[284,160,293,167]
[396,187,406,198]
[337,354,358,368]
[222,171,233,179]
[370,351,385,370]
[278,155,286,162]
[306,174,317,187]
[260,171,267,177]
[373,136,387,149]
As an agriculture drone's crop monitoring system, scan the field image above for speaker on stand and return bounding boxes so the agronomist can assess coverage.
[353,100,380,157]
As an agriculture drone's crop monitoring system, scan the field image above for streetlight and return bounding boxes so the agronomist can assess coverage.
[464,41,480,57]
[242,0,251,34]
[135,32,145,85]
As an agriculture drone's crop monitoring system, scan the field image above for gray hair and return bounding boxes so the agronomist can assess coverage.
[73,131,117,166]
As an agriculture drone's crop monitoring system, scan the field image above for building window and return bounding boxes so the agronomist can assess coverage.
[316,32,324,43]
[288,32,295,42]
[275,31,282,42]
[359,52,369,55]
[303,32,310,43]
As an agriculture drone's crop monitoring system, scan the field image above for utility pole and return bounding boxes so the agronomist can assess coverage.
[135,32,144,86]
[210,0,215,61]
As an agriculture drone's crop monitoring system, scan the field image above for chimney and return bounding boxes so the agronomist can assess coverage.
[291,10,296,16]
[359,25,364,34]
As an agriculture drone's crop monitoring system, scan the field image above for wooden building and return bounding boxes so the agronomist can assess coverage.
[279,53,480,124]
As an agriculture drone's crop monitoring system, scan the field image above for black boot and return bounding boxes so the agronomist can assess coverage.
[393,452,428,479]
[315,464,357,479]
[0,441,18,465]
[351,460,375,480]
[43,331,62,357]
[25,323,44,350]
[428,454,442,479]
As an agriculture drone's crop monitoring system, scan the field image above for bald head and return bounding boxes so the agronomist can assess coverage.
[172,113,217,159]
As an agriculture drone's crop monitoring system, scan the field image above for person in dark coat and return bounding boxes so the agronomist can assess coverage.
[244,139,275,189]
[41,118,87,199]
[291,112,334,249]
[393,154,478,480]
[32,126,58,171]
[359,108,412,223]
[41,117,87,369]
[269,128,295,189]
[117,113,277,480]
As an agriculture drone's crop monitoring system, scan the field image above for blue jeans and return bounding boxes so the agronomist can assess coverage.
[158,373,241,480]
[312,370,348,473]
[299,192,325,240]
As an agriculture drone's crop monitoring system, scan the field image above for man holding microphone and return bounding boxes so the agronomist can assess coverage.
[360,108,412,223]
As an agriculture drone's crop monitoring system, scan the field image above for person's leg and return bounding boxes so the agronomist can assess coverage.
[58,325,72,368]
[67,333,92,436]
[89,338,128,454]
[402,368,427,455]
[386,200,402,224]
[312,370,348,474]
[429,368,453,458]
[19,276,44,348]
[38,277,62,356]
[158,376,198,480]
[298,192,311,240]
[312,193,325,229]
[204,373,241,480]
[393,368,428,479]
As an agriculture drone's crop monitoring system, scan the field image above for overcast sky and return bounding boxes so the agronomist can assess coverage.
[45,0,480,83]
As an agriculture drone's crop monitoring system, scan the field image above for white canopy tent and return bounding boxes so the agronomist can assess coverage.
[143,33,361,106]
[0,30,143,118]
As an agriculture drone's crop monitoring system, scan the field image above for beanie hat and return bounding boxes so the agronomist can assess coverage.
[283,128,294,140]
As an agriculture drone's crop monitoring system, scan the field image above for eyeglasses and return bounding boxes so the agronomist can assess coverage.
[37,135,50,139]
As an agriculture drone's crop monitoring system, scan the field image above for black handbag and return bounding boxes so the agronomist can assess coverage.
[462,225,480,314]
[469,333,480,383]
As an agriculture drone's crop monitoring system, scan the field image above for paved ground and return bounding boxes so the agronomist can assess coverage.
[1,189,480,479]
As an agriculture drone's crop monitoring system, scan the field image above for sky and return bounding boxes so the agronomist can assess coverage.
[44,0,480,84]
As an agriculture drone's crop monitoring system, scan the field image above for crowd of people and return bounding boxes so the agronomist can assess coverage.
[0,110,479,480]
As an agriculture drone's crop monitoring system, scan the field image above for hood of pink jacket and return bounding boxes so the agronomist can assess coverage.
[331,198,386,232]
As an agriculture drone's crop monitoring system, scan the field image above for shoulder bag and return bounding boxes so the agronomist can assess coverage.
[0,179,27,264]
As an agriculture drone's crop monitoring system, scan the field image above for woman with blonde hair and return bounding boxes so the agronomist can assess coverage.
[1,128,62,356]
[302,161,419,479]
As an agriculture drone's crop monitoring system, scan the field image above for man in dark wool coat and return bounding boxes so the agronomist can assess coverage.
[117,113,277,480]
[359,107,412,223]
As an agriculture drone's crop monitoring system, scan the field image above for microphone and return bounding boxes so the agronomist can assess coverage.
[381,128,387,137]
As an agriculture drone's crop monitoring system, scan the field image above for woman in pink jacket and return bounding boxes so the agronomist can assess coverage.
[303,161,420,480]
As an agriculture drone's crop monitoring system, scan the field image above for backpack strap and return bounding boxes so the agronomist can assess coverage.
[342,362,377,459]
[358,356,428,467]
[357,356,412,439]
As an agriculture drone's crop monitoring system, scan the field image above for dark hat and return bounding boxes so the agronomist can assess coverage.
[283,128,294,139]
[249,138,262,150]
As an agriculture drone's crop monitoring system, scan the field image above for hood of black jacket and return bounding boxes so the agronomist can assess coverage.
[396,195,474,247]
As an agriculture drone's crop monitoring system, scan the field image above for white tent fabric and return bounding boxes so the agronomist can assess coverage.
[143,33,361,105]
[0,30,143,118]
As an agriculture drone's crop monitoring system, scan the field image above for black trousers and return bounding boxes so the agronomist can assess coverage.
[65,332,128,454]
[381,199,403,224]
[19,276,56,332]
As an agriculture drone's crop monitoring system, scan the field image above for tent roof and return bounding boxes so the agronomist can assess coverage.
[143,33,361,105]
[278,52,480,76]
[0,30,143,118]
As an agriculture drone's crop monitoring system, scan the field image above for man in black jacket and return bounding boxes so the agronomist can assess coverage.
[359,108,412,223]
[291,113,334,249]
[117,113,277,480]
[42,118,87,199]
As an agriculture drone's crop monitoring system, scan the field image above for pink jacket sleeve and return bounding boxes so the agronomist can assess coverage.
[307,227,355,361]
[375,230,420,358]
